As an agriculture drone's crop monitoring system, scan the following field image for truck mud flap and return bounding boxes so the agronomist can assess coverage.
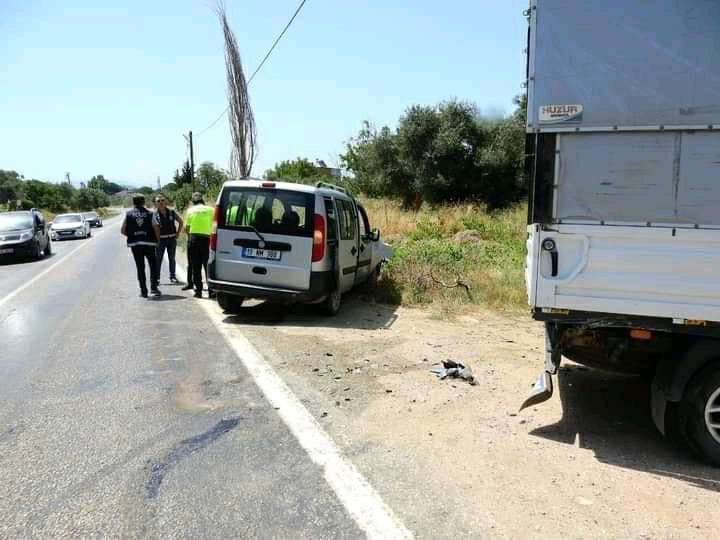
[520,371,554,411]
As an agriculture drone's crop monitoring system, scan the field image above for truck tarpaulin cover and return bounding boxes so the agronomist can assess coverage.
[528,0,720,130]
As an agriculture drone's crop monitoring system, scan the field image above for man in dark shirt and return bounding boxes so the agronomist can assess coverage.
[121,195,162,298]
[153,194,184,284]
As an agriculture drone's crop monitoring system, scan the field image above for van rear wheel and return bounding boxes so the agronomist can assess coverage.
[322,287,342,316]
[677,361,720,466]
[217,292,244,314]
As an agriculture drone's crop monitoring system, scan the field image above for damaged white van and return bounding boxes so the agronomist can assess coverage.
[208,180,392,315]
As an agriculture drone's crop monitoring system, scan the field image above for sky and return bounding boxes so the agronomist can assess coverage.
[1,0,528,188]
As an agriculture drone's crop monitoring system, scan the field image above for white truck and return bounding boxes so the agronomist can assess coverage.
[522,0,720,465]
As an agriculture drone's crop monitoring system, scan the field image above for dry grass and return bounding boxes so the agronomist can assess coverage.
[362,198,528,315]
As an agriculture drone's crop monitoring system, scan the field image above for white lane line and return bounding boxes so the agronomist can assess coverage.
[174,266,413,539]
[0,217,122,310]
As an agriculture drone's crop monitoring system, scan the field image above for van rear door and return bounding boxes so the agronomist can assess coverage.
[215,187,315,291]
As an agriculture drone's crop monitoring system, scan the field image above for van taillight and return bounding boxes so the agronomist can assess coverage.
[312,214,325,262]
[209,205,219,251]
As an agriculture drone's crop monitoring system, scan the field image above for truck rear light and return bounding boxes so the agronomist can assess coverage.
[630,329,652,340]
[312,214,325,262]
[209,205,219,251]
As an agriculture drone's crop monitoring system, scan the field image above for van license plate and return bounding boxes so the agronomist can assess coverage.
[242,247,281,260]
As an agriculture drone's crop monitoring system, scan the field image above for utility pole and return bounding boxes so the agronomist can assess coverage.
[183,131,196,191]
[157,176,161,191]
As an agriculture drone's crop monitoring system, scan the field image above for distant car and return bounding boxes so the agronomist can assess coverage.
[0,210,52,260]
[50,213,91,240]
[82,211,103,228]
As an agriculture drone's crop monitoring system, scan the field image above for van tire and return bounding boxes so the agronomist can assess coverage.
[677,360,720,466]
[44,240,52,257]
[217,292,244,314]
[322,287,342,316]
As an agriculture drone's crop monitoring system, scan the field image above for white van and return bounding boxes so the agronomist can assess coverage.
[208,179,392,315]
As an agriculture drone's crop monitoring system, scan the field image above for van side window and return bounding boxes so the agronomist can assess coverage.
[358,205,370,239]
[336,199,356,240]
[324,198,338,241]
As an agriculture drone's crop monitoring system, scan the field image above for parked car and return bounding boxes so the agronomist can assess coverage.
[82,211,103,228]
[208,180,392,315]
[50,213,91,240]
[0,210,52,260]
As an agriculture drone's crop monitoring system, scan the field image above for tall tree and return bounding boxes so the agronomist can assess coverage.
[196,162,227,192]
[265,158,320,180]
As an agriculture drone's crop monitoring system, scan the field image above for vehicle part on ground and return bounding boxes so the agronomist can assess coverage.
[322,287,341,316]
[217,292,244,314]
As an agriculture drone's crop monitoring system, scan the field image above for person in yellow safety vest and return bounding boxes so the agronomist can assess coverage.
[184,192,215,298]
[225,200,257,227]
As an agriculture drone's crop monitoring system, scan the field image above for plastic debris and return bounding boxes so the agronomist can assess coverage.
[430,359,477,385]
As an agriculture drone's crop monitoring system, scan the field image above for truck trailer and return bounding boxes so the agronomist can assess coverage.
[522,0,720,465]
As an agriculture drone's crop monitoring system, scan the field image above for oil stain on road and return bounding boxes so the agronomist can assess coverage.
[145,417,241,499]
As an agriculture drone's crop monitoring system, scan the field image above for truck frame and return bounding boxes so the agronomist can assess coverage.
[522,0,720,465]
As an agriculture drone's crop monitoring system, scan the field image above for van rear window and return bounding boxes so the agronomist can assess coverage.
[220,188,314,238]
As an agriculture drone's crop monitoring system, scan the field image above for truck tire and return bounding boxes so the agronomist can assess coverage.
[217,292,244,314]
[678,361,720,466]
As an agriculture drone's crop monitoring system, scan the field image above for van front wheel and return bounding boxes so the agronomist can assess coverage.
[217,292,244,314]
[322,287,342,316]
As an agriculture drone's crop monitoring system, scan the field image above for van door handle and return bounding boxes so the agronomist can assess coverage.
[351,246,357,256]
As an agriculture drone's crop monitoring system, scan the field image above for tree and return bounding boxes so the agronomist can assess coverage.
[265,158,320,180]
[88,174,124,194]
[174,160,192,186]
[0,170,23,204]
[196,162,227,193]
[341,98,527,209]
[77,188,109,211]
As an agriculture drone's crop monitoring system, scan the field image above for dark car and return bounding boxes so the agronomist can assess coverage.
[82,211,103,228]
[0,210,52,261]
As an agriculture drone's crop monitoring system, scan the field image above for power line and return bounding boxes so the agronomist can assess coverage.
[194,0,309,138]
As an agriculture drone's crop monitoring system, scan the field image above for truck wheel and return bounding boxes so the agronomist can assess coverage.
[322,287,342,316]
[678,361,720,466]
[217,292,244,314]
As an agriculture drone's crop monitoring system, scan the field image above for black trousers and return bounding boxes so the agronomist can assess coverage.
[187,234,209,293]
[156,237,177,279]
[131,245,159,293]
[185,239,194,288]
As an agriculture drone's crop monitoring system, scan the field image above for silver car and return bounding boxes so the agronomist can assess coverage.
[50,213,91,240]
[208,179,392,315]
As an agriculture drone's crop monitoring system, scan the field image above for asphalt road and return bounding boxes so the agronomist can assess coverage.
[0,216,365,539]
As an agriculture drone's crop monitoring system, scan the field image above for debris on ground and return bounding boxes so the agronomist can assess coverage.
[430,359,477,385]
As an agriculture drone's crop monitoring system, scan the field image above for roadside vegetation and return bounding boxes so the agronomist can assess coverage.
[362,198,527,313]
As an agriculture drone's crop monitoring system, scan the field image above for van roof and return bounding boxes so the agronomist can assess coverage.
[222,178,352,199]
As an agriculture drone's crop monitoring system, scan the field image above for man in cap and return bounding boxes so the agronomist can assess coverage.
[184,192,215,298]
[121,195,161,298]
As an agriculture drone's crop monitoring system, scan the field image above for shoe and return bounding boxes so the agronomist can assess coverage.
[194,291,203,298]
[181,284,193,291]
[170,276,179,283]
[151,289,162,297]
[140,291,148,298]
[208,290,216,299]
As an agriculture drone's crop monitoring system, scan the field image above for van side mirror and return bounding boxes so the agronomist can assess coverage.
[371,228,380,242]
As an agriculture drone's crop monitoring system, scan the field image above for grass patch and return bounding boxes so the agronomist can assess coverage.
[362,198,527,314]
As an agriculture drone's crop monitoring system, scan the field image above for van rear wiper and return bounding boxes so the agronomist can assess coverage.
[237,225,267,245]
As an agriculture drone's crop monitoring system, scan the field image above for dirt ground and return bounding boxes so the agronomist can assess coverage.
[222,294,720,539]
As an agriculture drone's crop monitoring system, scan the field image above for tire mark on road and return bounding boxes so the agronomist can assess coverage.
[145,417,240,498]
